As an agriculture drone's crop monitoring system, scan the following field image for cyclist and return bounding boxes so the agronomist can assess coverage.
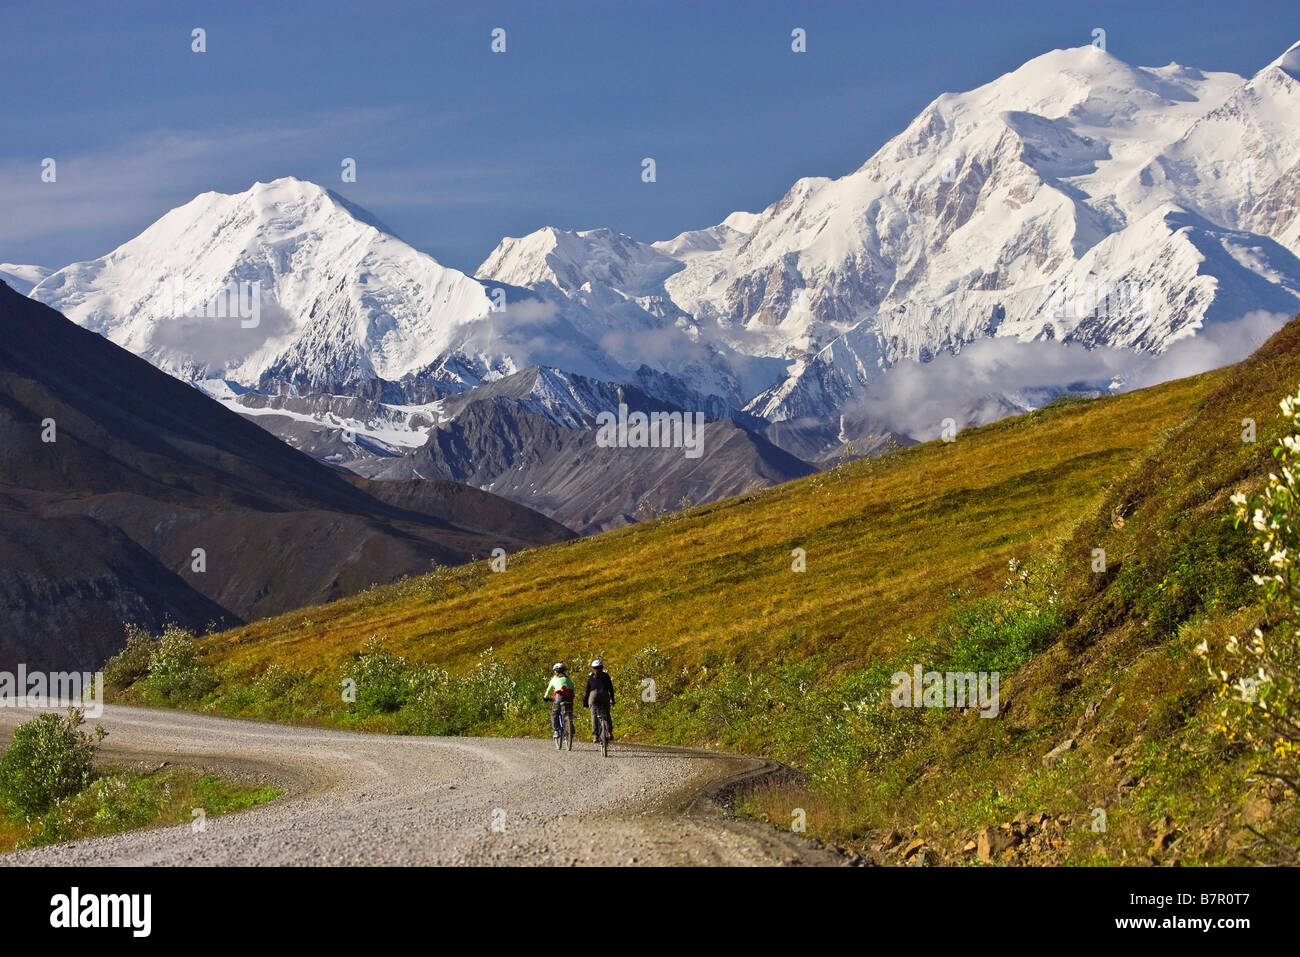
[583,658,615,743]
[544,662,576,741]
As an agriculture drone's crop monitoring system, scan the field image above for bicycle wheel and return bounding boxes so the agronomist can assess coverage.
[600,716,610,758]
[565,711,574,751]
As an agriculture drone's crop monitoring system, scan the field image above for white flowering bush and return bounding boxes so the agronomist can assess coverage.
[0,708,106,816]
[393,648,534,734]
[344,635,422,715]
[457,648,519,721]
[142,625,218,704]
[1204,385,1300,789]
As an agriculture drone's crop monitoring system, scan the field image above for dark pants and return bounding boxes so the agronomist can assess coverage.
[551,697,574,736]
[587,690,612,740]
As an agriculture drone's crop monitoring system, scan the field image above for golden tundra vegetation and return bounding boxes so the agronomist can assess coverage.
[112,318,1300,864]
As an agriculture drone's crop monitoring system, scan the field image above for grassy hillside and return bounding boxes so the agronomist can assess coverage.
[184,374,1211,674]
[110,319,1300,863]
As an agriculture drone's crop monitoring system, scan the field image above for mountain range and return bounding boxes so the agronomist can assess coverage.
[11,40,1300,532]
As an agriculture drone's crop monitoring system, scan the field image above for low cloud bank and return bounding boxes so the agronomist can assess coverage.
[849,311,1292,442]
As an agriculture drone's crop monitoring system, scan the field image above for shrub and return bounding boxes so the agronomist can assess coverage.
[397,650,534,734]
[0,708,105,816]
[103,623,156,691]
[620,645,673,707]
[399,668,456,735]
[142,625,218,704]
[934,557,1064,673]
[457,648,522,723]
[1206,385,1300,807]
[344,636,419,715]
[252,663,304,703]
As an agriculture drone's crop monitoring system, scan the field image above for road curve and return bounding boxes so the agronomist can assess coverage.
[0,705,844,866]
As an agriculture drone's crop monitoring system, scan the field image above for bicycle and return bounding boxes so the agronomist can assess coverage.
[595,707,612,758]
[548,697,574,751]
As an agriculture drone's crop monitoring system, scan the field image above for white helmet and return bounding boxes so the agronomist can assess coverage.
[590,659,604,669]
[552,662,566,672]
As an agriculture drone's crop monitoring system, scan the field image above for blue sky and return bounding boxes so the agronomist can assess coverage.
[4,0,1298,273]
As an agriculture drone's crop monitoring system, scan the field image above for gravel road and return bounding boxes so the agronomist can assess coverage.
[0,705,844,866]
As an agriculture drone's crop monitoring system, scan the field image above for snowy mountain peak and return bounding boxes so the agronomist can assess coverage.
[645,41,1299,430]
[476,225,681,296]
[0,263,52,295]
[239,176,392,231]
[1271,40,1300,81]
[721,210,760,233]
[30,179,493,390]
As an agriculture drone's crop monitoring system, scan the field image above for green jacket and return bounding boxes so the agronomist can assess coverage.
[546,674,575,700]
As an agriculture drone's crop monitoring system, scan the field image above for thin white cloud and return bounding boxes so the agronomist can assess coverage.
[0,108,547,263]
[1122,310,1289,389]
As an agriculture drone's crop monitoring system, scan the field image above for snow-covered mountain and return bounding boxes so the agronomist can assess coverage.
[474,225,782,405]
[0,264,51,295]
[486,43,1300,432]
[28,178,749,411]
[30,179,489,389]
[20,40,1300,483]
[195,364,648,469]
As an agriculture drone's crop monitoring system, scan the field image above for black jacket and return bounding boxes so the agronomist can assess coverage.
[583,671,615,707]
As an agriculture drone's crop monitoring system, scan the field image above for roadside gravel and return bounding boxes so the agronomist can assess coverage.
[0,705,845,866]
